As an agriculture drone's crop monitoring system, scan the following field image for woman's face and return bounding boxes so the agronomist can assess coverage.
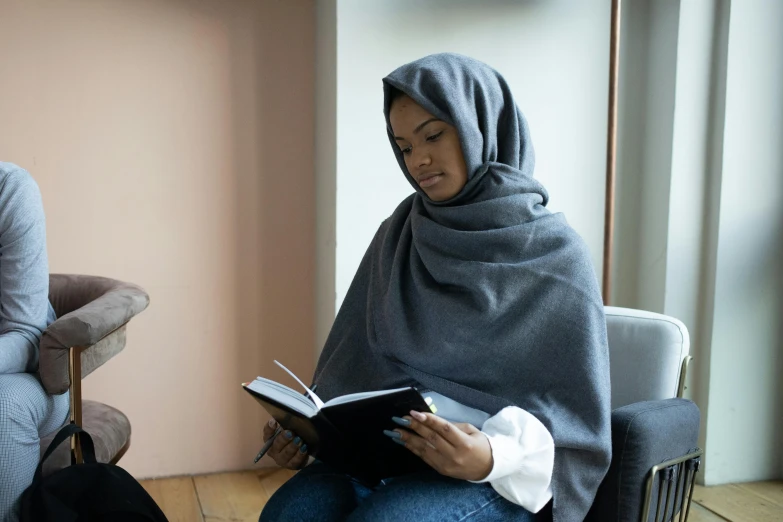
[389,95,468,201]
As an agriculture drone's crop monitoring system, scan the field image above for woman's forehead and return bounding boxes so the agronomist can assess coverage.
[390,97,436,126]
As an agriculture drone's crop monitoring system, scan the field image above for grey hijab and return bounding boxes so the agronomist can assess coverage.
[313,53,611,521]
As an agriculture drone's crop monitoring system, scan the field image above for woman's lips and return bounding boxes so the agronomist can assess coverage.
[418,173,443,189]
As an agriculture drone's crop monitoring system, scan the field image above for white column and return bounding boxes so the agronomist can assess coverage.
[703,0,783,484]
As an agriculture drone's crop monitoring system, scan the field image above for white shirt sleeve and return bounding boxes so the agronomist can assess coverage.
[469,406,554,513]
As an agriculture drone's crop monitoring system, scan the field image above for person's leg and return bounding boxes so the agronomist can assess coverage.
[0,373,69,522]
[259,461,372,522]
[347,469,536,522]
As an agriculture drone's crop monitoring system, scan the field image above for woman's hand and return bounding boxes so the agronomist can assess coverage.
[263,419,310,470]
[387,411,493,481]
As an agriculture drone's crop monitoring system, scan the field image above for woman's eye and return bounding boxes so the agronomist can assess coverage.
[426,131,443,142]
[401,146,412,155]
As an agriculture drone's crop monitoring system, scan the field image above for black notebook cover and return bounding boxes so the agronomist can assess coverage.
[244,386,432,484]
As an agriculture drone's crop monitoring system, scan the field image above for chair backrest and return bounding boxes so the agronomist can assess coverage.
[605,307,690,409]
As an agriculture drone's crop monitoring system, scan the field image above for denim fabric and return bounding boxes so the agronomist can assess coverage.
[260,461,535,522]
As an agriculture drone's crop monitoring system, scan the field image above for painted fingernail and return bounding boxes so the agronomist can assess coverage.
[392,438,406,446]
[300,444,308,454]
[268,419,276,428]
[284,431,293,440]
[392,416,411,427]
[410,410,427,421]
[383,429,402,440]
[293,437,301,445]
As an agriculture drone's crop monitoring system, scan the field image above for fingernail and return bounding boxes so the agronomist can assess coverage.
[392,438,406,446]
[284,431,293,440]
[293,437,301,445]
[392,416,411,427]
[383,429,402,440]
[268,419,276,428]
[410,410,427,421]
[300,444,308,454]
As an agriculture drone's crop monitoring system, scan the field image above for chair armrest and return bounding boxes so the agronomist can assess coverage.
[586,398,700,522]
[39,275,150,395]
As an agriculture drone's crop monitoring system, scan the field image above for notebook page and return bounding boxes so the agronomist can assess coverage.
[274,360,325,409]
[246,377,318,417]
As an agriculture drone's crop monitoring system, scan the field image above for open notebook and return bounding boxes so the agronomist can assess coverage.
[242,361,431,484]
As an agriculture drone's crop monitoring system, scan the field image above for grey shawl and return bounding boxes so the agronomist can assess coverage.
[313,53,611,521]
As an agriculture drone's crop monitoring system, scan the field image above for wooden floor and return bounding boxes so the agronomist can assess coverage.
[141,468,296,522]
[140,470,783,522]
[691,482,783,522]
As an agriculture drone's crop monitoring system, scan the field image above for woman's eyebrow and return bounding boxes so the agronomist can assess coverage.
[394,118,443,141]
[413,118,442,134]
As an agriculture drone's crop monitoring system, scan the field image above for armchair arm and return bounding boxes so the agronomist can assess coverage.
[39,275,150,395]
[586,398,701,522]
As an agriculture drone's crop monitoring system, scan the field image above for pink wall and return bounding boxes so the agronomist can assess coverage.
[0,0,316,478]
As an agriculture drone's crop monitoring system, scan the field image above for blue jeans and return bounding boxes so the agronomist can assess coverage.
[259,461,536,522]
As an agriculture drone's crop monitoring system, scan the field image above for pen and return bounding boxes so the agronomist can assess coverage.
[253,384,317,464]
[254,426,282,463]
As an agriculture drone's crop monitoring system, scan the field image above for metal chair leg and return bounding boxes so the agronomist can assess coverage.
[641,451,703,522]
[682,458,701,521]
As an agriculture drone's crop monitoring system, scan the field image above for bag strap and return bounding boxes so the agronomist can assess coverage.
[34,423,98,482]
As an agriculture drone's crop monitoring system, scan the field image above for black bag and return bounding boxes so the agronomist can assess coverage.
[20,423,168,522]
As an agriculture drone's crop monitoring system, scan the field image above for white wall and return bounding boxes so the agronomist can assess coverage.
[329,0,611,313]
[703,0,783,484]
[636,0,680,314]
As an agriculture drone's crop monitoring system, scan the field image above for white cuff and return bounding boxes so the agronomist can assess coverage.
[469,406,554,513]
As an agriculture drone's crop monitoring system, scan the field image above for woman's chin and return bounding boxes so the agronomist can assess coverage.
[421,181,459,201]
[424,187,459,202]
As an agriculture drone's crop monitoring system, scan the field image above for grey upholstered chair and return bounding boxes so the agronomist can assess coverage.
[585,307,702,522]
[37,274,149,475]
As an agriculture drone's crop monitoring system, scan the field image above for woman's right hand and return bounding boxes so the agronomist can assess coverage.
[263,419,310,469]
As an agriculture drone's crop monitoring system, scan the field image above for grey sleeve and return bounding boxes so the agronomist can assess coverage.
[0,165,53,374]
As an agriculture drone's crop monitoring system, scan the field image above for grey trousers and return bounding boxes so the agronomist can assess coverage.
[0,373,69,522]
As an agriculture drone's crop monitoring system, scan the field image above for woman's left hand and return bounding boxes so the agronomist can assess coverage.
[390,410,493,481]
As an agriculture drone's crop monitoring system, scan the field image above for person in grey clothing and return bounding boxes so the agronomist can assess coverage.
[0,162,69,522]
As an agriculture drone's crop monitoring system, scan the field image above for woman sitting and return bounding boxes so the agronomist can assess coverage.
[259,54,611,522]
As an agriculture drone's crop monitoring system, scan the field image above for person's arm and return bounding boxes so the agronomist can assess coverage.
[394,404,553,513]
[470,406,554,513]
[0,166,53,374]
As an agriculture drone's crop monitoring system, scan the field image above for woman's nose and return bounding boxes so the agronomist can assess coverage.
[412,149,432,169]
